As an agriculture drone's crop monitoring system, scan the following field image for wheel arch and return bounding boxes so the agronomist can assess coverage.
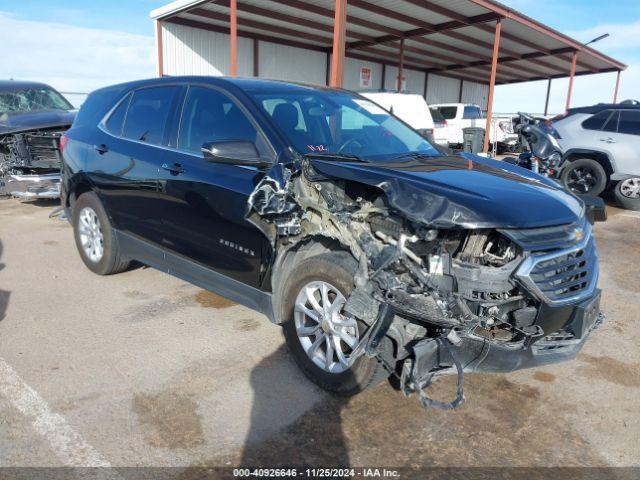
[563,149,614,180]
[270,235,351,325]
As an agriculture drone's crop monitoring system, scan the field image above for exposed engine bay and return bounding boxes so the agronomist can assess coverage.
[248,157,603,410]
[0,128,65,198]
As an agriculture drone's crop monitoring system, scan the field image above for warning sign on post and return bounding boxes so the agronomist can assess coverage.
[359,67,372,88]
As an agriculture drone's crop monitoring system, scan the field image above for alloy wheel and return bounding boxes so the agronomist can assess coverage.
[619,178,640,199]
[78,207,104,263]
[294,281,359,373]
[566,166,598,194]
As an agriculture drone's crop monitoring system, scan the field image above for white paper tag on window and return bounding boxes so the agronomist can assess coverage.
[354,99,388,115]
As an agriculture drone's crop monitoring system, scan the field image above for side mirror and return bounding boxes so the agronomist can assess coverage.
[581,195,607,224]
[201,140,270,168]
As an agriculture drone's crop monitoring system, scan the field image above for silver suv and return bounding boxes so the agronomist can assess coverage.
[554,103,640,210]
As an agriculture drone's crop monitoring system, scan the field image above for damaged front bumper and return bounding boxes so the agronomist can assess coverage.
[400,290,603,408]
[2,172,61,198]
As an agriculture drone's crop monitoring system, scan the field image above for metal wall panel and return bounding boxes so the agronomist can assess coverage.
[343,58,384,92]
[258,41,327,85]
[461,81,489,110]
[426,74,461,105]
[383,66,425,95]
[161,22,253,76]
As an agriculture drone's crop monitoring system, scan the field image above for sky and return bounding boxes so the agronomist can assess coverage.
[0,0,638,113]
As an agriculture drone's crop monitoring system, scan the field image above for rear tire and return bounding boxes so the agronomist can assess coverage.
[561,158,607,197]
[280,251,390,396]
[72,191,130,275]
[614,178,640,211]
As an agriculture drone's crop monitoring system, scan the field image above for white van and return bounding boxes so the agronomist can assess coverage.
[361,92,448,146]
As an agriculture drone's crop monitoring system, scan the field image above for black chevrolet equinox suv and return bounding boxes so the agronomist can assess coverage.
[61,77,605,409]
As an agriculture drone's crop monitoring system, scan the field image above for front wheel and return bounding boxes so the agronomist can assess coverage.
[561,159,607,196]
[614,178,640,211]
[280,251,390,396]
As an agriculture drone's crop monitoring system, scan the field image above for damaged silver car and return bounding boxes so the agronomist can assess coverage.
[62,78,606,409]
[0,80,75,198]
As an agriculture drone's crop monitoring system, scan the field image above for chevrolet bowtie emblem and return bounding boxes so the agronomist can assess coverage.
[573,228,585,242]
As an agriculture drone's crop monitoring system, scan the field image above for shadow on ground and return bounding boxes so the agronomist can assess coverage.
[0,239,9,322]
[239,345,351,467]
[209,344,606,469]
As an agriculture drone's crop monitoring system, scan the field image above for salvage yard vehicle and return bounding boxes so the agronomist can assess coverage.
[553,102,640,210]
[0,80,75,198]
[61,77,605,409]
[430,103,518,152]
[360,92,448,146]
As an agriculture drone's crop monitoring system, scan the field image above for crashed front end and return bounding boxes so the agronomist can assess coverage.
[250,157,604,409]
[0,129,65,198]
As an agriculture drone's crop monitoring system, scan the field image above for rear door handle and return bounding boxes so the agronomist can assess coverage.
[161,162,185,174]
[94,144,108,154]
[599,137,616,143]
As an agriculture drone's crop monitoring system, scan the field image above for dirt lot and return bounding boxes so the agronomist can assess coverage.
[0,197,639,470]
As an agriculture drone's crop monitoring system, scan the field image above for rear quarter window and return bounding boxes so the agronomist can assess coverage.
[104,93,131,136]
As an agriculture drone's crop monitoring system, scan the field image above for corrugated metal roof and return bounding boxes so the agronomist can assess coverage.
[151,0,626,85]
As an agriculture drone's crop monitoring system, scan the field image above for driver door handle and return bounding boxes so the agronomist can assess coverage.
[161,162,185,174]
[599,137,616,143]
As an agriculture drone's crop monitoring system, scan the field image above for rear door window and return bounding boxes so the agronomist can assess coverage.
[617,110,640,135]
[122,86,180,146]
[601,111,619,133]
[581,110,614,131]
[462,105,482,119]
[437,106,458,120]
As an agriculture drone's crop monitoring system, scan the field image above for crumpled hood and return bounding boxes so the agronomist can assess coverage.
[310,153,584,229]
[0,109,76,135]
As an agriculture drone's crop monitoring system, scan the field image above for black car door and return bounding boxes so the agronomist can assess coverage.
[89,85,183,247]
[156,85,275,289]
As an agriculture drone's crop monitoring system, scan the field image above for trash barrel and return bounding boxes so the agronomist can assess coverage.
[462,127,485,154]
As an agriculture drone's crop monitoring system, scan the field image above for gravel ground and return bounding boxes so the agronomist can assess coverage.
[0,197,638,470]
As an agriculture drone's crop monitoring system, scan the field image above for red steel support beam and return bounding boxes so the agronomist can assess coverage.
[156,20,164,77]
[483,19,501,153]
[330,0,348,87]
[544,78,551,116]
[565,51,577,112]
[613,70,621,103]
[397,39,405,92]
[229,0,238,76]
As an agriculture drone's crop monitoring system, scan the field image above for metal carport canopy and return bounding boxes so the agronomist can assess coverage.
[150,0,626,151]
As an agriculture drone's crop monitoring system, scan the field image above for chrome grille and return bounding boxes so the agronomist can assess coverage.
[516,222,598,306]
[25,132,62,168]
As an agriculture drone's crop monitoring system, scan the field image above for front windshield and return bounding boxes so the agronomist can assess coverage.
[0,87,72,115]
[249,89,439,161]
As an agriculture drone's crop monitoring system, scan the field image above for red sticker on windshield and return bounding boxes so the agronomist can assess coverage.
[307,144,327,152]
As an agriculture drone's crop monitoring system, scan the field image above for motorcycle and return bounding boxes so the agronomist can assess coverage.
[502,113,607,222]
[502,112,563,178]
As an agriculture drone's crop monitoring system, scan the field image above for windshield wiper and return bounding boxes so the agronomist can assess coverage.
[303,152,368,163]
[389,151,440,161]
